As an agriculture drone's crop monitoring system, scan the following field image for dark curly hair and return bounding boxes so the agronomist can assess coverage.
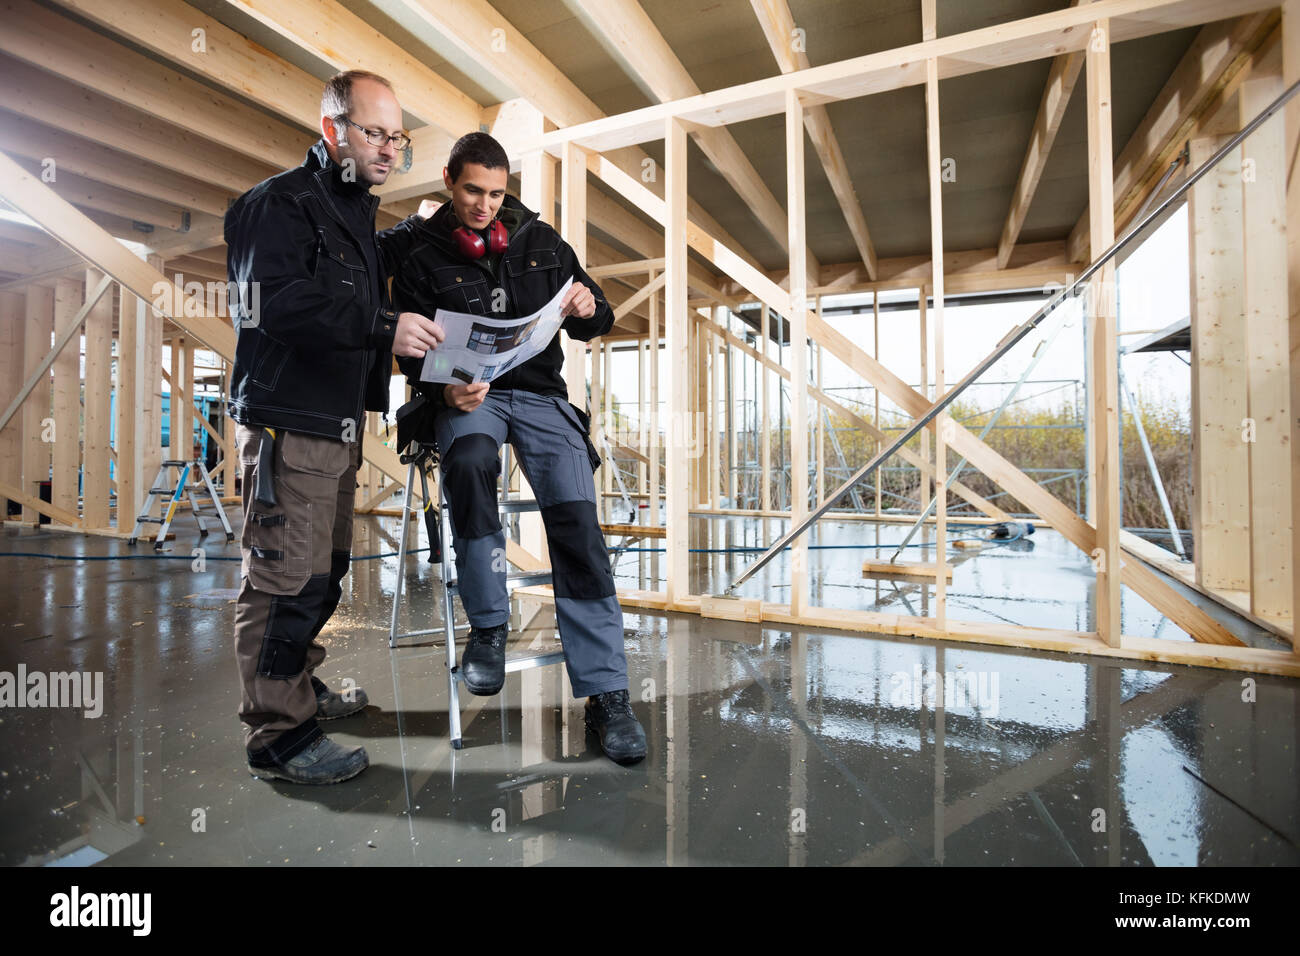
[447,131,509,182]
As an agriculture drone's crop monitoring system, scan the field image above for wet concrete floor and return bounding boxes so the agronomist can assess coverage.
[0,513,1296,866]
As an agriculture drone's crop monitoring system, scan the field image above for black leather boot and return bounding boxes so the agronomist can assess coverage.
[585,689,647,764]
[461,623,508,696]
[247,736,369,785]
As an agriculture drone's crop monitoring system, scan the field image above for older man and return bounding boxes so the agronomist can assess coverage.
[226,70,442,784]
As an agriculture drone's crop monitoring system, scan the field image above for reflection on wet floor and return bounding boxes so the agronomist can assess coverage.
[1,514,1296,866]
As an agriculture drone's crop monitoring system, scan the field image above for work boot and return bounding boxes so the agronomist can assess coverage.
[461,623,508,696]
[315,684,369,720]
[247,735,369,785]
[585,689,647,765]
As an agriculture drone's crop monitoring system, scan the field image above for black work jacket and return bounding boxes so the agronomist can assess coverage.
[388,195,614,407]
[224,140,419,439]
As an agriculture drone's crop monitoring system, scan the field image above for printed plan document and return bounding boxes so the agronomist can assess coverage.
[419,277,573,385]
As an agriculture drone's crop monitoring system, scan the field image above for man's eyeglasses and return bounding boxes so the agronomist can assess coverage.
[336,116,411,151]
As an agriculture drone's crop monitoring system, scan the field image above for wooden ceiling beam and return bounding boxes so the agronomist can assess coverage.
[186,247,228,267]
[162,256,228,283]
[0,57,277,195]
[8,158,190,230]
[48,0,321,130]
[750,0,877,280]
[199,0,735,286]
[539,0,1279,156]
[220,0,480,136]
[588,258,664,278]
[1067,10,1276,261]
[720,239,1074,298]
[0,219,58,252]
[387,0,765,274]
[996,1,1087,270]
[0,112,235,218]
[79,207,196,241]
[571,0,820,284]
[0,0,310,169]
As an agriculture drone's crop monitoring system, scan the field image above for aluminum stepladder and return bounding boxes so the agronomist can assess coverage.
[388,440,565,750]
[593,427,646,569]
[595,429,637,524]
[129,458,234,549]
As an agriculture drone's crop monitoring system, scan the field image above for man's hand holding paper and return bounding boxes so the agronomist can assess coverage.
[560,281,596,319]
[418,276,574,385]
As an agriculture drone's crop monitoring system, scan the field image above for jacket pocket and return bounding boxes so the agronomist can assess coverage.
[314,227,369,305]
[243,503,311,596]
[554,398,602,472]
[238,428,314,596]
[505,248,562,278]
[430,264,492,314]
[506,250,562,312]
[279,429,352,478]
[249,335,289,390]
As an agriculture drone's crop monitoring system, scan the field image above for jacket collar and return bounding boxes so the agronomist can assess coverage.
[305,139,332,172]
[302,139,377,249]
[305,139,374,198]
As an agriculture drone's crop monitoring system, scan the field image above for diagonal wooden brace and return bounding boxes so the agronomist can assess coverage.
[807,311,1241,646]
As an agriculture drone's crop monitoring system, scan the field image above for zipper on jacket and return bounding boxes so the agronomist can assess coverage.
[313,170,386,431]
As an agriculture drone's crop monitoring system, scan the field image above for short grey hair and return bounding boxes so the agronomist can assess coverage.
[320,70,394,119]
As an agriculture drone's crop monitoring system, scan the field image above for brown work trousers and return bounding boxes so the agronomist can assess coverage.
[232,425,361,766]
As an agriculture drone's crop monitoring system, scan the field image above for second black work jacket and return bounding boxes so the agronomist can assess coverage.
[388,195,615,407]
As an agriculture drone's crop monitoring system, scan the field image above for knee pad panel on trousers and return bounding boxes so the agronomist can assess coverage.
[442,433,503,539]
[257,571,331,678]
[329,548,351,583]
[308,549,353,640]
[541,499,616,599]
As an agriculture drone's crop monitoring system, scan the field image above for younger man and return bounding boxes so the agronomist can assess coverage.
[390,132,646,764]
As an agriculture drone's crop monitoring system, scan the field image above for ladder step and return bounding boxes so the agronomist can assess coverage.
[506,571,552,587]
[131,459,232,545]
[446,570,551,593]
[449,649,565,681]
[504,650,566,673]
[498,499,541,514]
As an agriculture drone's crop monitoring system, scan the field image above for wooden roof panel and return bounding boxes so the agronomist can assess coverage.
[1022,26,1198,242]
[0,0,1261,283]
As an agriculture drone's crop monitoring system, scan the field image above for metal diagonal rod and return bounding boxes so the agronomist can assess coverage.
[878,148,1185,556]
[723,76,1300,596]
[890,306,1072,562]
[823,404,867,511]
[1118,360,1186,557]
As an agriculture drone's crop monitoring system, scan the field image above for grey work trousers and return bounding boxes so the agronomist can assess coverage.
[435,388,628,699]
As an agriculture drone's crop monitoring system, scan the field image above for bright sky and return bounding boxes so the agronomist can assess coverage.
[602,204,1193,431]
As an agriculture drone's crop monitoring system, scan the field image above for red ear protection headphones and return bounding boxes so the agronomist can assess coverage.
[451,217,507,259]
